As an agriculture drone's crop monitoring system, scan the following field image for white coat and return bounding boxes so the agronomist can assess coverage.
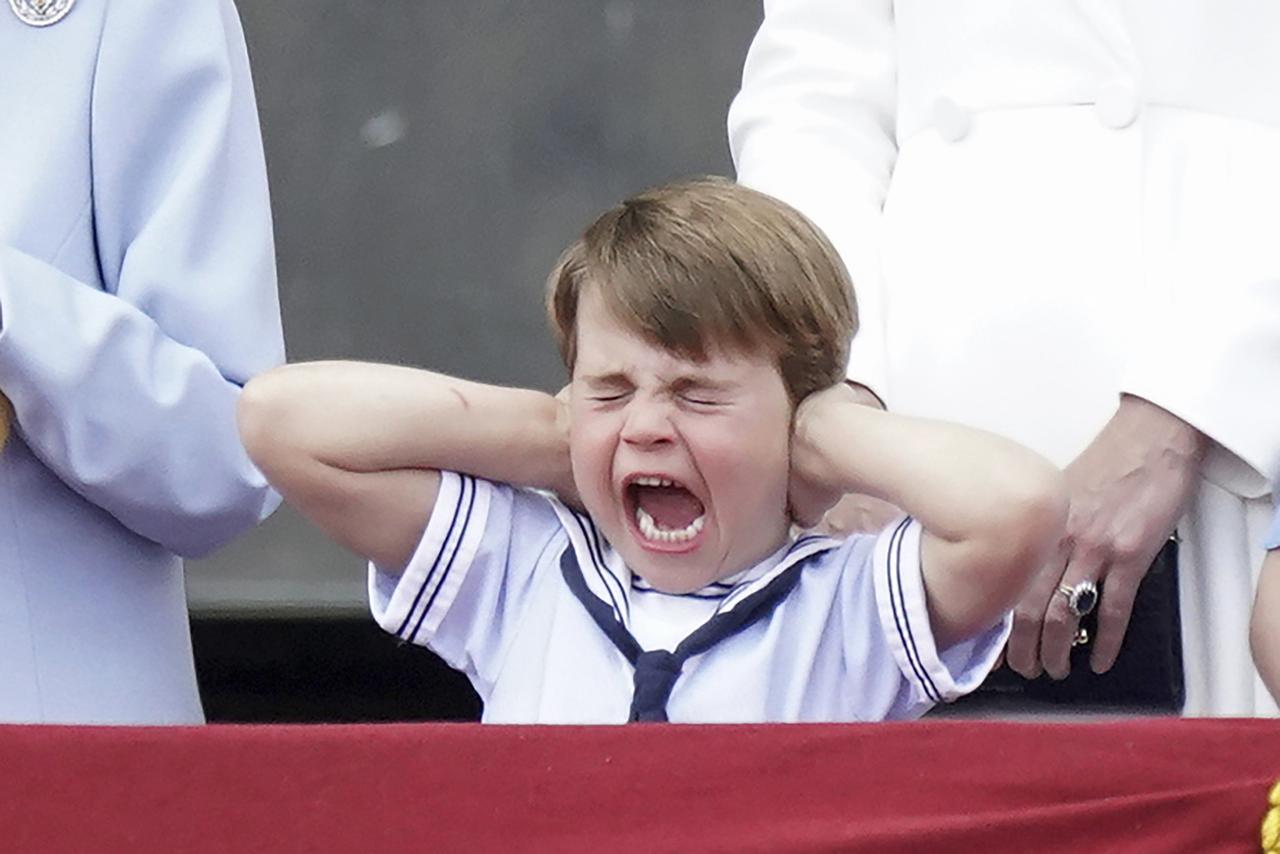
[729,0,1280,716]
[0,0,284,722]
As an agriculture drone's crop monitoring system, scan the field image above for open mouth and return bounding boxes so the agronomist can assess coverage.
[625,475,707,547]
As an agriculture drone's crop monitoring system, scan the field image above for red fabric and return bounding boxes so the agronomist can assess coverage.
[1,719,1277,853]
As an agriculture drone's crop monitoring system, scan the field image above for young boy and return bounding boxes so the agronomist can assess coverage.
[239,177,1067,723]
[1252,506,1280,704]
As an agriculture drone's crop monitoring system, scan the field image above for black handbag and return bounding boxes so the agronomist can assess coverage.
[977,538,1184,711]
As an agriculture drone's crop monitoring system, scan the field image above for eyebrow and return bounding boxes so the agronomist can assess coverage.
[579,372,632,388]
[670,375,737,394]
[578,371,738,394]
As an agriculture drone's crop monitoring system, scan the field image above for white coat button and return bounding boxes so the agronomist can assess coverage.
[931,96,971,143]
[1095,81,1140,129]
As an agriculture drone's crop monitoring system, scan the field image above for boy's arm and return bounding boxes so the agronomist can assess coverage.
[792,384,1068,650]
[238,361,572,572]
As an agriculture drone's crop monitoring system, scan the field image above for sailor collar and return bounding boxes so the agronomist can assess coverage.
[548,498,839,629]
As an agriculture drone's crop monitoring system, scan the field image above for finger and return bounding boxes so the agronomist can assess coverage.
[1089,560,1144,674]
[1006,556,1065,679]
[1006,609,1043,679]
[1040,548,1104,680]
[820,494,893,536]
[862,497,903,534]
[788,490,829,531]
[789,502,820,530]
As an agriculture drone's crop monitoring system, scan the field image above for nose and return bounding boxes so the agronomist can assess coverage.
[620,397,675,448]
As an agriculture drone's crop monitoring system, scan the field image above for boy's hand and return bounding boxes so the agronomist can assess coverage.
[552,384,584,510]
[815,492,900,536]
[789,383,859,528]
[806,382,901,535]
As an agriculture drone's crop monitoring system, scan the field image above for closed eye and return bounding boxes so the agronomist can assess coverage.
[679,393,726,408]
[578,374,633,403]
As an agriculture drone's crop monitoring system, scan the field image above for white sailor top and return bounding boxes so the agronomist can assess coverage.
[369,472,1009,723]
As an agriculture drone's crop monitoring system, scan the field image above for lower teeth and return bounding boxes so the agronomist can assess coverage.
[636,506,705,543]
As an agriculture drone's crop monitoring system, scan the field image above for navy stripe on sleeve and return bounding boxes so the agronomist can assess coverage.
[396,475,476,642]
[408,475,480,643]
[394,474,472,639]
[885,518,941,703]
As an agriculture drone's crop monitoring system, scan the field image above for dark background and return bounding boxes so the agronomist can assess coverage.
[189,1,766,721]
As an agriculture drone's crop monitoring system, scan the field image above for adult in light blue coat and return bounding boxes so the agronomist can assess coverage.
[0,0,284,723]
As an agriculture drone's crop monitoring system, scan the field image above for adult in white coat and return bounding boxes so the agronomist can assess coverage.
[729,0,1280,716]
[0,0,284,723]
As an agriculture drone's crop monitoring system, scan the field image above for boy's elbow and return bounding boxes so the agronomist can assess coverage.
[237,369,300,470]
[1005,465,1069,576]
[969,463,1067,592]
[236,374,275,465]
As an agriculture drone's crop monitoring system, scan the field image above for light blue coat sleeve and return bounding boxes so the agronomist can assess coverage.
[0,0,284,558]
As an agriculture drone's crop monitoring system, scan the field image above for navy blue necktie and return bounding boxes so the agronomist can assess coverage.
[559,546,807,722]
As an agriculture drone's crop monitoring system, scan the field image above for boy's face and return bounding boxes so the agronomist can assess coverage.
[569,288,793,593]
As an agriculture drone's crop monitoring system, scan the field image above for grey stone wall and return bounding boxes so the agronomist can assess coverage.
[189,1,764,611]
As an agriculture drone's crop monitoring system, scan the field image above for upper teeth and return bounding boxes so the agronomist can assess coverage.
[634,476,677,487]
[635,506,705,543]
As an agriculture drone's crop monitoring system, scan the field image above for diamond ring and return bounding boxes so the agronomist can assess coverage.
[1057,580,1099,618]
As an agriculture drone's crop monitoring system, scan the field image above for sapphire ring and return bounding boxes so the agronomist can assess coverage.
[1058,580,1099,618]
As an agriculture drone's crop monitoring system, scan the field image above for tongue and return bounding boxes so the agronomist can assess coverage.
[635,485,704,530]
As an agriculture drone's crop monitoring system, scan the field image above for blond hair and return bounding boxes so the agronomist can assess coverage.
[546,176,856,405]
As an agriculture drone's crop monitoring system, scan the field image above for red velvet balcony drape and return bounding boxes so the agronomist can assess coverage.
[2,719,1276,853]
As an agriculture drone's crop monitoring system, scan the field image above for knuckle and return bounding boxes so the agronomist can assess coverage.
[1056,531,1076,554]
[1012,607,1043,628]
[1074,535,1111,563]
[1043,611,1070,634]
[1110,533,1145,565]
[1098,596,1132,623]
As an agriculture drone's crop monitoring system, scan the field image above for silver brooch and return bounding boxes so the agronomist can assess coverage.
[9,0,76,27]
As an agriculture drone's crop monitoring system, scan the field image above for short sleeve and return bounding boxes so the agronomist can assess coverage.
[367,472,563,697]
[842,516,1009,719]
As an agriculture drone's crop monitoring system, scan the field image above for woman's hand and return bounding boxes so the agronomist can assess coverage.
[1006,395,1205,680]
